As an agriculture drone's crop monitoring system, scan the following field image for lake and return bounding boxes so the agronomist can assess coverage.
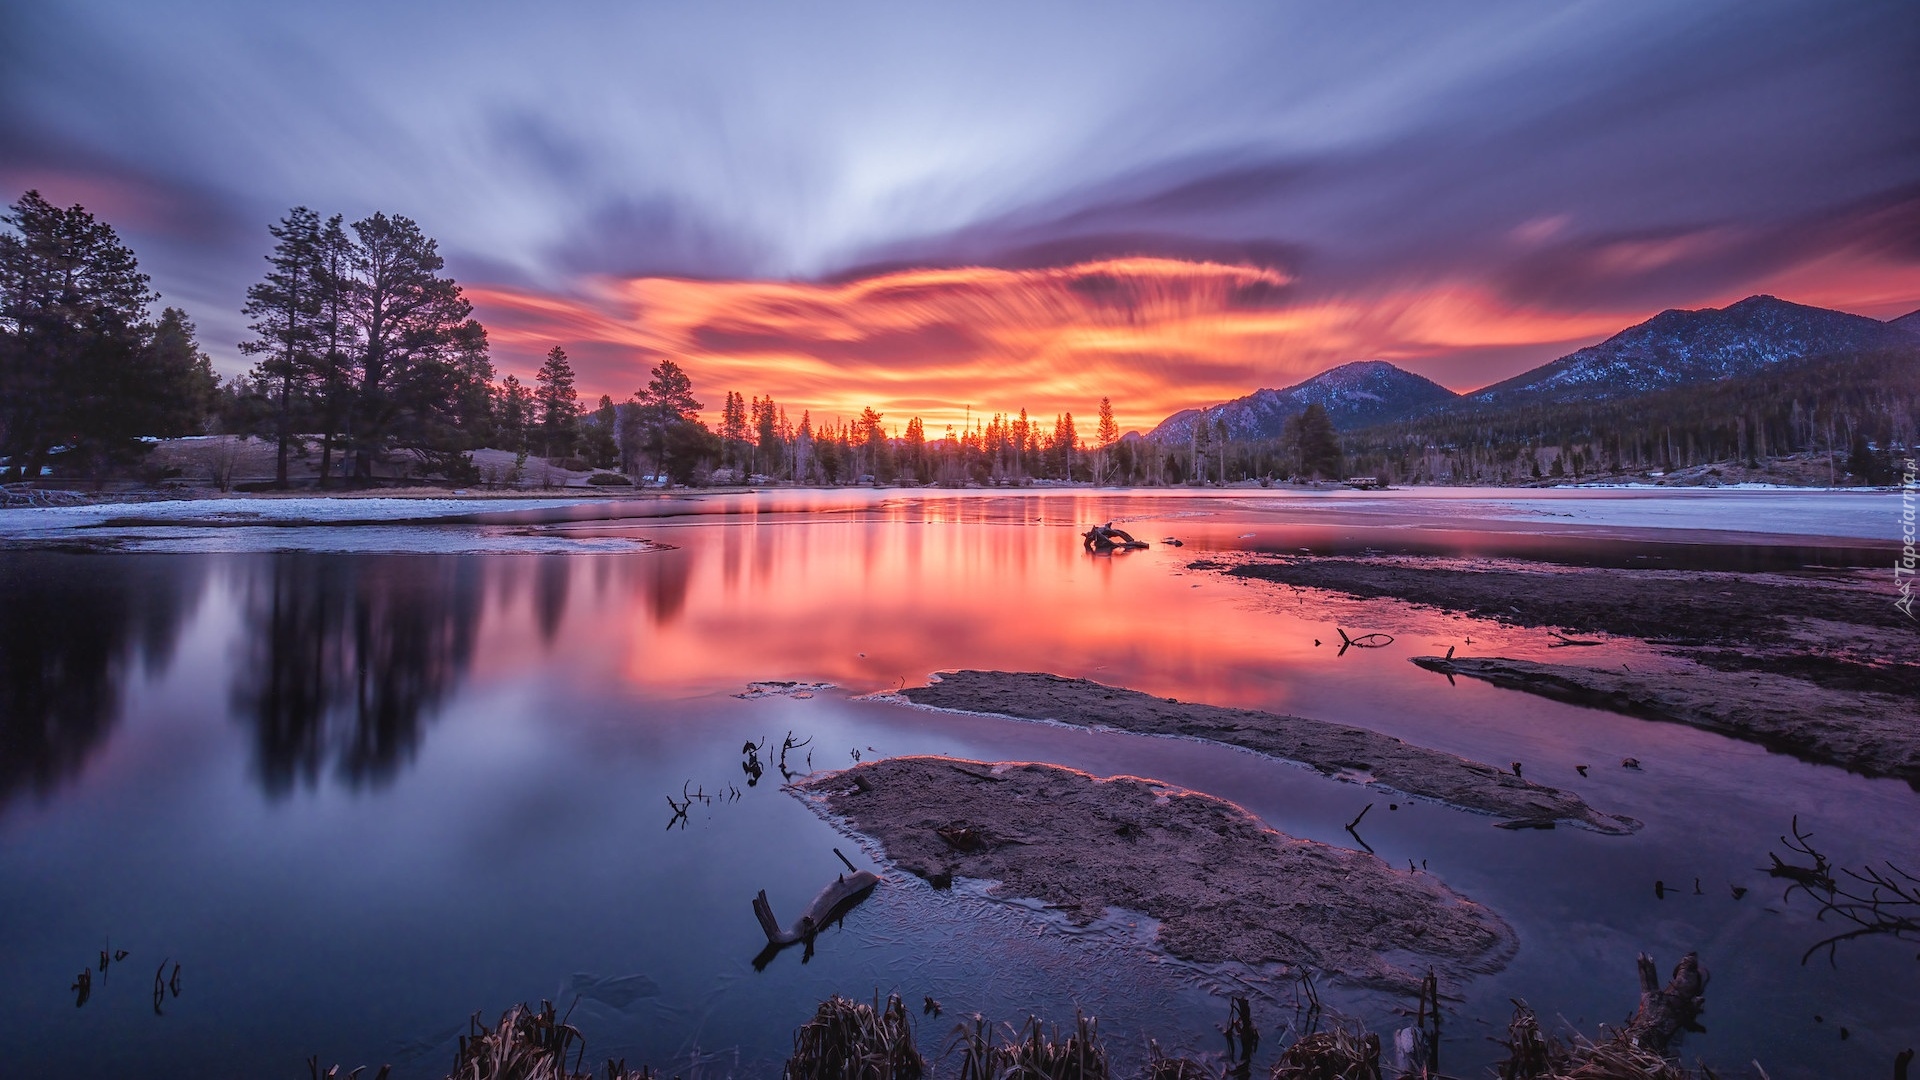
[1,489,1913,1079]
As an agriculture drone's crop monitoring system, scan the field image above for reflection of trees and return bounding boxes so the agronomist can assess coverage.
[232,556,483,795]
[642,550,691,625]
[533,555,569,645]
[0,555,206,808]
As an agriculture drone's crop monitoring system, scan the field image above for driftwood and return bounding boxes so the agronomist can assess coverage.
[1627,952,1707,1054]
[753,850,881,948]
[1082,522,1149,552]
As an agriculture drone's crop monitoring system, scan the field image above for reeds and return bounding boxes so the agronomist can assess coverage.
[1267,1023,1382,1080]
[785,993,926,1080]
[1495,1004,1713,1080]
[947,1011,1110,1080]
[446,1000,661,1080]
[451,1001,586,1080]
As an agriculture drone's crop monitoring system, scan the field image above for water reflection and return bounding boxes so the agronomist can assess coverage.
[230,556,485,795]
[0,555,206,809]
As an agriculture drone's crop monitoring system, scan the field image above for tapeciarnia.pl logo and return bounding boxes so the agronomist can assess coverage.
[1898,457,1916,620]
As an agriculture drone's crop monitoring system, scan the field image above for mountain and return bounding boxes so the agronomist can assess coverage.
[1472,295,1911,404]
[1148,360,1458,441]
[1891,307,1920,337]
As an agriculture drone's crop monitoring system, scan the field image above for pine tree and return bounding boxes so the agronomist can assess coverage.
[632,359,704,482]
[579,394,619,470]
[311,214,359,486]
[145,308,218,437]
[346,211,474,480]
[751,394,782,477]
[533,345,580,460]
[240,207,322,487]
[903,416,926,483]
[1294,403,1342,479]
[857,406,887,482]
[1052,412,1078,480]
[497,374,530,452]
[0,189,159,478]
[1095,397,1119,485]
[720,390,750,473]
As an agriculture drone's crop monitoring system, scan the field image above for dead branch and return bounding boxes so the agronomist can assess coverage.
[1769,817,1920,965]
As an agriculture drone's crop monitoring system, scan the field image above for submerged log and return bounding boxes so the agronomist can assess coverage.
[752,868,881,946]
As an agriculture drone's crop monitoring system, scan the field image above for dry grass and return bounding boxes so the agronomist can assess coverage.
[1496,1001,1716,1080]
[785,993,926,1080]
[947,1011,1111,1080]
[1267,1023,1382,1080]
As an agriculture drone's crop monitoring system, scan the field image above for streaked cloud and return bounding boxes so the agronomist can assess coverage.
[470,260,1645,432]
[2,0,1915,425]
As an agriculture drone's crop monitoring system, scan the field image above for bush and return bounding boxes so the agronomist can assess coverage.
[587,472,633,486]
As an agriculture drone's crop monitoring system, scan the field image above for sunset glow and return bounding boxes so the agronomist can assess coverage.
[469,261,1670,433]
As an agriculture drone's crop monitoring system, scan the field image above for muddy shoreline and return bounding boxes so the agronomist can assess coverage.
[899,670,1636,832]
[1414,655,1920,786]
[797,756,1517,992]
[1199,555,1920,784]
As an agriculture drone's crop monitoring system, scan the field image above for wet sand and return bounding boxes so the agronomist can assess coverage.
[898,670,1637,832]
[797,756,1517,992]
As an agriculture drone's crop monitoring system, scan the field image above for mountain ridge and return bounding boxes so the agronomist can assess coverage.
[1146,295,1918,439]
[1470,295,1910,404]
[1147,360,1458,441]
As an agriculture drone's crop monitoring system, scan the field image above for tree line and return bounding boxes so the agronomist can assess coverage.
[11,186,1905,490]
[0,191,216,479]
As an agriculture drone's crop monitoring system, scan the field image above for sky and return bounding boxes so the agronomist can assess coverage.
[3,1,1916,432]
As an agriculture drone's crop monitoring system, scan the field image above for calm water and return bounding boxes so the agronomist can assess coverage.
[1,492,1914,1079]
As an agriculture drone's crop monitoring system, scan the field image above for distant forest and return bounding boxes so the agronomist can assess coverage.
[2,189,1912,489]
[1339,346,1917,486]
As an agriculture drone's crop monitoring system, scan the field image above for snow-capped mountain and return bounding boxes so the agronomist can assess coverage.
[1472,295,1911,404]
[1148,360,1458,441]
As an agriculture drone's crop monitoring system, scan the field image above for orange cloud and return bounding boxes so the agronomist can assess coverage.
[468,254,1910,434]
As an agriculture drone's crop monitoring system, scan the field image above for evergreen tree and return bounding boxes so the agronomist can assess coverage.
[145,307,218,438]
[450,320,496,448]
[857,406,887,482]
[239,206,322,487]
[311,214,359,486]
[751,395,783,477]
[497,374,530,452]
[579,394,619,470]
[720,390,750,473]
[1096,397,1119,449]
[902,416,926,483]
[345,212,474,480]
[1095,397,1119,485]
[632,359,705,482]
[0,190,160,478]
[1294,403,1342,479]
[533,345,580,459]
